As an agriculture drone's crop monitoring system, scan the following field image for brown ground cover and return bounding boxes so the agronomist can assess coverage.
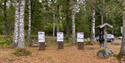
[0,40,124,63]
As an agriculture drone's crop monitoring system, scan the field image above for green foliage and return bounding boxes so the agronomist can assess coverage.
[0,0,124,37]
[0,36,12,48]
[114,53,125,62]
[13,48,31,56]
[84,41,93,45]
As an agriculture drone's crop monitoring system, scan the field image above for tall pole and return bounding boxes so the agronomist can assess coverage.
[101,0,105,25]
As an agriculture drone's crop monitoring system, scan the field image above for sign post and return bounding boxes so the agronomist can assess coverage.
[77,32,84,50]
[38,32,45,50]
[57,32,64,49]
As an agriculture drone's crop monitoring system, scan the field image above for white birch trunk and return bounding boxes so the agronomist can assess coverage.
[13,0,20,47]
[28,0,32,46]
[18,0,25,48]
[120,0,125,55]
[91,7,96,42]
[72,13,76,45]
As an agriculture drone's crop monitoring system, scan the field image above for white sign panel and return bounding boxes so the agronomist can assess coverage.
[77,32,84,42]
[57,32,64,42]
[38,32,45,42]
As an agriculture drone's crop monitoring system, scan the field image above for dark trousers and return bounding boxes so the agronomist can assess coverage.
[99,41,104,48]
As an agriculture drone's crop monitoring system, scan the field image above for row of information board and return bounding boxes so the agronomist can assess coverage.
[38,32,84,42]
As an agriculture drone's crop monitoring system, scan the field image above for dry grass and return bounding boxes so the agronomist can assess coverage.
[0,40,124,63]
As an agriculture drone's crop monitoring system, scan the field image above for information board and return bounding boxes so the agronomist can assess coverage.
[57,32,64,42]
[38,32,45,42]
[77,32,84,42]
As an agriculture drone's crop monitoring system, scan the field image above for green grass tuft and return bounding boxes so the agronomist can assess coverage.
[13,48,31,56]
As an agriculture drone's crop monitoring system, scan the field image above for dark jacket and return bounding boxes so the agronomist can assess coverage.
[99,33,104,42]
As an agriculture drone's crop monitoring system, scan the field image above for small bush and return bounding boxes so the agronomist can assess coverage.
[97,48,113,58]
[84,41,93,45]
[0,38,12,48]
[13,48,31,56]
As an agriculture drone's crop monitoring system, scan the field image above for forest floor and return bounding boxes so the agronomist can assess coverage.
[0,39,124,63]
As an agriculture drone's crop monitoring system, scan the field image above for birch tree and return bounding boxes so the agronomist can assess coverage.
[28,0,32,46]
[71,0,84,45]
[119,0,125,55]
[91,0,96,42]
[18,0,25,48]
[13,0,25,48]
[71,0,78,45]
[13,0,20,47]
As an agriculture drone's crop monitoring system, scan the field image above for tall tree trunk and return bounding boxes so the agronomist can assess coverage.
[56,4,60,32]
[119,0,125,55]
[53,13,56,37]
[91,1,96,42]
[72,13,76,45]
[18,0,25,48]
[3,0,8,37]
[28,0,32,46]
[52,0,56,37]
[13,0,20,47]
[101,15,104,25]
[65,0,70,41]
[101,0,104,25]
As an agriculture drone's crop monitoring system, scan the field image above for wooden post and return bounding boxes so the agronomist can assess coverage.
[38,32,45,50]
[39,42,45,50]
[78,42,84,50]
[58,42,64,49]
[104,27,107,48]
[77,32,84,50]
[57,32,64,49]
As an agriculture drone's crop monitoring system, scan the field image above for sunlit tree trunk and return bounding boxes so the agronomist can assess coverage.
[18,0,25,48]
[72,13,76,45]
[91,1,96,42]
[119,0,125,55]
[28,0,32,46]
[13,0,20,47]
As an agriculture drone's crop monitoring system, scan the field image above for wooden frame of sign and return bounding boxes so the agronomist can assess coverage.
[57,32,64,49]
[38,32,45,50]
[77,32,84,50]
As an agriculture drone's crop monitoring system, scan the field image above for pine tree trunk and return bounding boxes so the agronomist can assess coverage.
[119,0,125,55]
[28,0,32,46]
[18,0,25,48]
